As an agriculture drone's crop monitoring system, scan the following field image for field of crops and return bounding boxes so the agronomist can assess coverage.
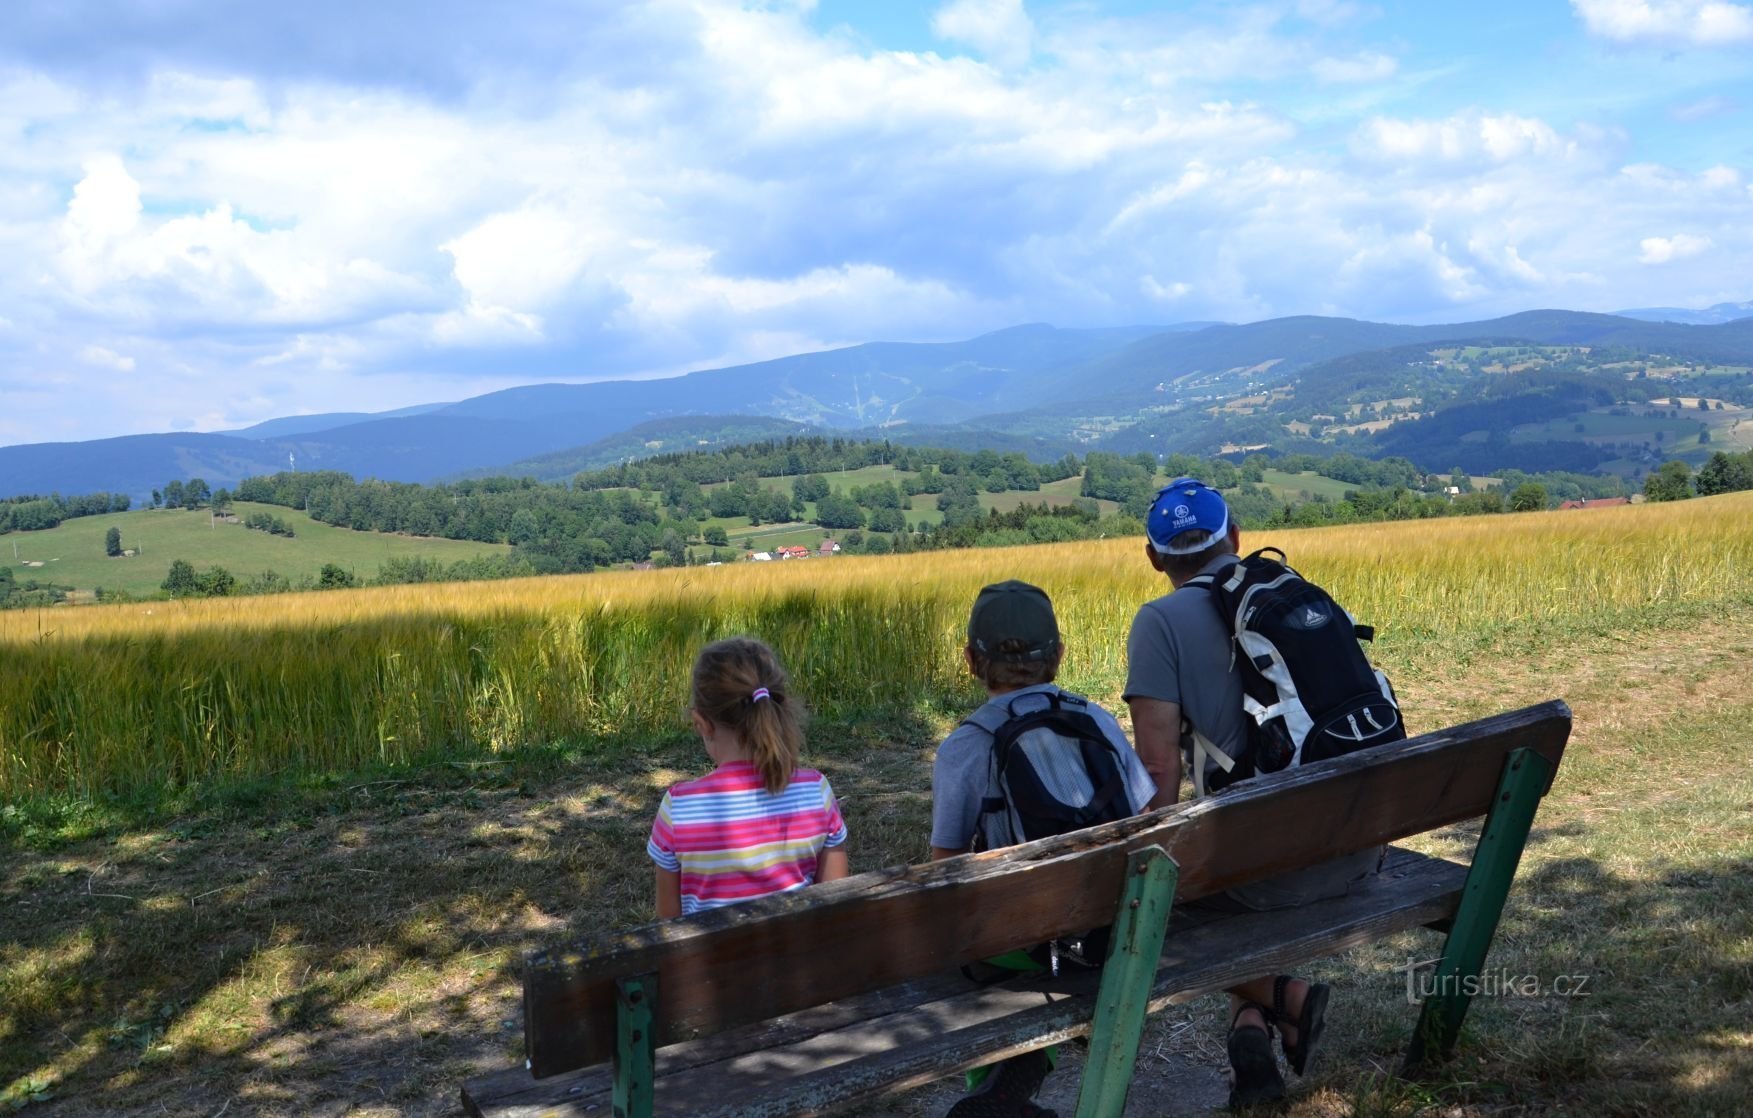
[4,492,1751,801]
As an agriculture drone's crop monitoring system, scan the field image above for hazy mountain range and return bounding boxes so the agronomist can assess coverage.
[1614,301,1753,326]
[4,306,1751,499]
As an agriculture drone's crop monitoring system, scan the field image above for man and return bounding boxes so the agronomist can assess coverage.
[1124,478,1379,1108]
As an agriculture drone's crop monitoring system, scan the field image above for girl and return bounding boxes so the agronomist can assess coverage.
[647,637,849,917]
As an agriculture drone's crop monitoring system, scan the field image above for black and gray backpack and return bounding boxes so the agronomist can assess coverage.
[965,689,1133,975]
[1185,547,1404,796]
[971,690,1133,850]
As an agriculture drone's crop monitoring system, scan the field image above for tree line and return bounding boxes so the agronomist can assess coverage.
[0,491,131,533]
[1644,449,1753,502]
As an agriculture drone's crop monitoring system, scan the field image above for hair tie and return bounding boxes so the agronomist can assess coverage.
[750,687,771,704]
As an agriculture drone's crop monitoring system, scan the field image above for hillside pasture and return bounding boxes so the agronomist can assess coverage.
[1,502,510,598]
[699,468,1110,551]
[1258,468,1356,501]
[1507,408,1709,448]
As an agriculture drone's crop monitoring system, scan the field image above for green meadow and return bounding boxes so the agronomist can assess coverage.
[3,502,510,598]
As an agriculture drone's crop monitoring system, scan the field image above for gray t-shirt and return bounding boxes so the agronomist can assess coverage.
[1125,552,1249,788]
[931,683,1157,853]
[1124,553,1380,910]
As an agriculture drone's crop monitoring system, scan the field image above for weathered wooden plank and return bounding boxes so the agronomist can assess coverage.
[522,702,1569,1075]
[461,975,975,1116]
[466,848,1467,1117]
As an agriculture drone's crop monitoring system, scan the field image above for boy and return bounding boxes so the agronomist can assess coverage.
[932,579,1158,1118]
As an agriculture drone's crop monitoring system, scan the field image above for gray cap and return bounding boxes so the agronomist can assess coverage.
[968,580,1060,662]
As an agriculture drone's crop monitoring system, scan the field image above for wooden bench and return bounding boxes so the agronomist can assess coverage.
[463,700,1570,1118]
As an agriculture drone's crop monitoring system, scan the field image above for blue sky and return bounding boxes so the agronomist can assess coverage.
[1,0,1750,446]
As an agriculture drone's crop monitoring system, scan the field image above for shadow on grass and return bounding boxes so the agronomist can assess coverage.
[1337,854,1753,1118]
[0,700,948,1117]
[8,712,1747,1117]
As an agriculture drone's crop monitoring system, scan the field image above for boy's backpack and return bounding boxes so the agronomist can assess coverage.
[964,689,1133,976]
[971,690,1133,851]
[1184,547,1404,796]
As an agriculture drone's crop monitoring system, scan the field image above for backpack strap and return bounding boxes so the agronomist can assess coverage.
[1186,727,1239,799]
[958,717,1008,817]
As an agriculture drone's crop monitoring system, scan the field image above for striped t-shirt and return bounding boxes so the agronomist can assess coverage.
[647,761,848,915]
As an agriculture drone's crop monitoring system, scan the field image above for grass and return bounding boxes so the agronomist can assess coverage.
[4,493,1751,803]
[2,503,510,598]
[1258,469,1357,501]
[2,494,1751,1115]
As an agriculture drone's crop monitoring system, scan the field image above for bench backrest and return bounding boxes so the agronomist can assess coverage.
[525,700,1570,1076]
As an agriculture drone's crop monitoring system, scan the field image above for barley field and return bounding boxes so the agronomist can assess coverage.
[4,493,1751,801]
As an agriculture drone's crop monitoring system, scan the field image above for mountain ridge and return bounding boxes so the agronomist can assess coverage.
[5,311,1751,497]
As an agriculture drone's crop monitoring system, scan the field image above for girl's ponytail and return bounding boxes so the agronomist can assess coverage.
[741,688,802,794]
[692,638,806,794]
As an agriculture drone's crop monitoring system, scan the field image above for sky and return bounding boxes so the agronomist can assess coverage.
[1,0,1751,448]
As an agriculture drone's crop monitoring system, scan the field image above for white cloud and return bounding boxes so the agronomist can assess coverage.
[60,155,143,281]
[931,0,1035,69]
[1294,0,1378,26]
[1638,233,1713,263]
[1571,0,1753,45]
[79,345,136,372]
[1354,110,1572,164]
[1311,51,1398,83]
[441,208,596,321]
[1141,275,1192,300]
[1671,94,1738,121]
[1,2,1752,445]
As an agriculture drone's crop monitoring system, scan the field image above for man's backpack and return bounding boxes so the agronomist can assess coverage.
[972,690,1133,850]
[1184,547,1404,796]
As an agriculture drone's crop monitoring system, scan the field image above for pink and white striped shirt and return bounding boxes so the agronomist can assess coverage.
[647,761,848,915]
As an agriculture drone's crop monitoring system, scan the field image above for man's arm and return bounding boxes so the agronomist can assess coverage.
[931,845,969,861]
[1128,697,1183,810]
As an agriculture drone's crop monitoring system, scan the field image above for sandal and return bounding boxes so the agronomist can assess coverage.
[1272,975,1331,1077]
[1226,1001,1285,1110]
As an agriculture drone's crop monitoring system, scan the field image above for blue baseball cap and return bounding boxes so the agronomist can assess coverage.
[1146,478,1230,555]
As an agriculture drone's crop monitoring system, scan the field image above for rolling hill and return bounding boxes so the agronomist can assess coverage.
[4,310,1753,498]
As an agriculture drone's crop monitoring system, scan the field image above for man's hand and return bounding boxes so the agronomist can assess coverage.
[1129,697,1183,810]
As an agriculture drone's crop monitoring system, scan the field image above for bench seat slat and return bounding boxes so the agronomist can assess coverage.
[464,848,1466,1118]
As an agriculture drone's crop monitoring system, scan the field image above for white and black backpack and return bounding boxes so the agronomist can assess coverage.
[1184,547,1404,796]
[964,689,1133,974]
[972,690,1133,850]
